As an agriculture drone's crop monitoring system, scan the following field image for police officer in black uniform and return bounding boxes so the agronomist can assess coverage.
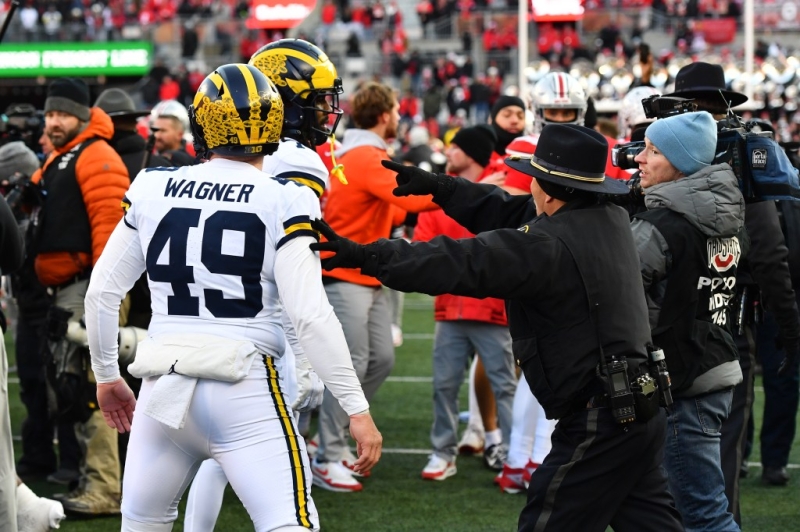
[310,124,683,532]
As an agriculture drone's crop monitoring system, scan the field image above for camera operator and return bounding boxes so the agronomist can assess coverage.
[312,124,683,531]
[31,77,130,516]
[631,111,745,532]
[666,62,800,512]
[1,103,44,155]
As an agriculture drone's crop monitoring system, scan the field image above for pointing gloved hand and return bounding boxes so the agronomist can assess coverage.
[292,356,325,412]
[778,342,799,377]
[309,218,368,270]
[381,160,454,202]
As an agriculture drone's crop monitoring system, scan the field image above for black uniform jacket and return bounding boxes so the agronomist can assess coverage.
[739,201,800,347]
[360,178,652,419]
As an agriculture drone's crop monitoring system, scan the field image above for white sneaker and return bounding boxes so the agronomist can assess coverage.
[17,494,65,531]
[312,459,363,492]
[457,425,485,455]
[421,454,457,481]
[391,324,403,347]
[342,447,371,478]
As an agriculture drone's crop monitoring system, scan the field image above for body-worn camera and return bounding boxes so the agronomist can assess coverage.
[606,357,636,424]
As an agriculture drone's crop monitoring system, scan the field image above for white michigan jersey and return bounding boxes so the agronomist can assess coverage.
[263,138,329,198]
[122,158,320,356]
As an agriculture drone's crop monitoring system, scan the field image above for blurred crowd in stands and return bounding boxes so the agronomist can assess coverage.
[5,0,250,42]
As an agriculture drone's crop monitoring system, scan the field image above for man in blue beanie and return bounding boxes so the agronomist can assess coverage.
[630,111,746,532]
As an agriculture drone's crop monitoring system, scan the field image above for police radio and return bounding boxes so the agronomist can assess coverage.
[606,357,636,424]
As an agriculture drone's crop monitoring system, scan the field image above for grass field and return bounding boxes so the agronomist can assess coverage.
[6,292,800,531]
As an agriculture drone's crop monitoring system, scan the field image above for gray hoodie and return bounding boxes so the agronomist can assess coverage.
[631,163,745,396]
[335,129,389,159]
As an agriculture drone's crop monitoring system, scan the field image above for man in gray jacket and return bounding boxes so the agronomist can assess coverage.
[630,111,745,532]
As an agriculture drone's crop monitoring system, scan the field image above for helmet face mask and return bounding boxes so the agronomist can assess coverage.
[189,63,283,159]
[300,80,343,145]
[530,72,587,134]
[249,39,343,146]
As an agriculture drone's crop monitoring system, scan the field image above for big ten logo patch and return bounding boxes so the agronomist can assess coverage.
[751,148,768,169]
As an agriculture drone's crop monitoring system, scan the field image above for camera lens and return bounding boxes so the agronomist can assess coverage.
[623,147,643,168]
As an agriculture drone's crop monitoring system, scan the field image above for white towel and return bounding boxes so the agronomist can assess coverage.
[143,374,198,429]
[129,333,258,382]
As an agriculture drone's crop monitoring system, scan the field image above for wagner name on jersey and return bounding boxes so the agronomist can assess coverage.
[121,157,320,357]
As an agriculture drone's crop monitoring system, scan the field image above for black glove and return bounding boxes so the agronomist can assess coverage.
[778,343,799,377]
[309,219,367,271]
[381,159,454,201]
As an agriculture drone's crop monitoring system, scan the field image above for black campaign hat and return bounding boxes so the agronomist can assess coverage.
[94,88,149,118]
[664,62,748,108]
[504,123,630,195]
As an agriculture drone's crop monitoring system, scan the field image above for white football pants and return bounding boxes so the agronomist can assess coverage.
[122,355,318,532]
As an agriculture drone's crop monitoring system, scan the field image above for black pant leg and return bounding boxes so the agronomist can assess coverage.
[720,324,755,524]
[518,408,682,532]
[758,309,800,468]
[15,315,57,472]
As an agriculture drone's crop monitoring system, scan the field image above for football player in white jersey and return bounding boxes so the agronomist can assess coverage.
[251,38,344,199]
[84,63,382,532]
[184,39,347,529]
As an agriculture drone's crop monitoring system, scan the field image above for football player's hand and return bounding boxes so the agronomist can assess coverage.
[778,343,799,377]
[97,378,136,433]
[292,356,325,412]
[309,218,367,270]
[348,411,382,474]
[382,159,442,198]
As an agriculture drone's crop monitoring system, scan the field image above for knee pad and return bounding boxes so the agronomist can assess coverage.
[121,515,174,532]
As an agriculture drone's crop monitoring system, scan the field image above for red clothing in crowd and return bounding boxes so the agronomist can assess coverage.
[392,27,407,54]
[413,169,508,326]
[398,95,418,119]
[321,2,337,24]
[502,135,539,191]
[188,70,205,92]
[159,79,181,101]
[351,5,370,26]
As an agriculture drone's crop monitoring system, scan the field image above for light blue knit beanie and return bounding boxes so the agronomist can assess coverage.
[645,111,717,176]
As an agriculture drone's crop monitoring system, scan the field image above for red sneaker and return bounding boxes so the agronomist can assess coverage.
[494,464,526,494]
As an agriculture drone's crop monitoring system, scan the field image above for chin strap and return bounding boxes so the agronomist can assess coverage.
[328,134,348,185]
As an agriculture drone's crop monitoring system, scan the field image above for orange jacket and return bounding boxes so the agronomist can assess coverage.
[323,134,439,286]
[32,108,130,286]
